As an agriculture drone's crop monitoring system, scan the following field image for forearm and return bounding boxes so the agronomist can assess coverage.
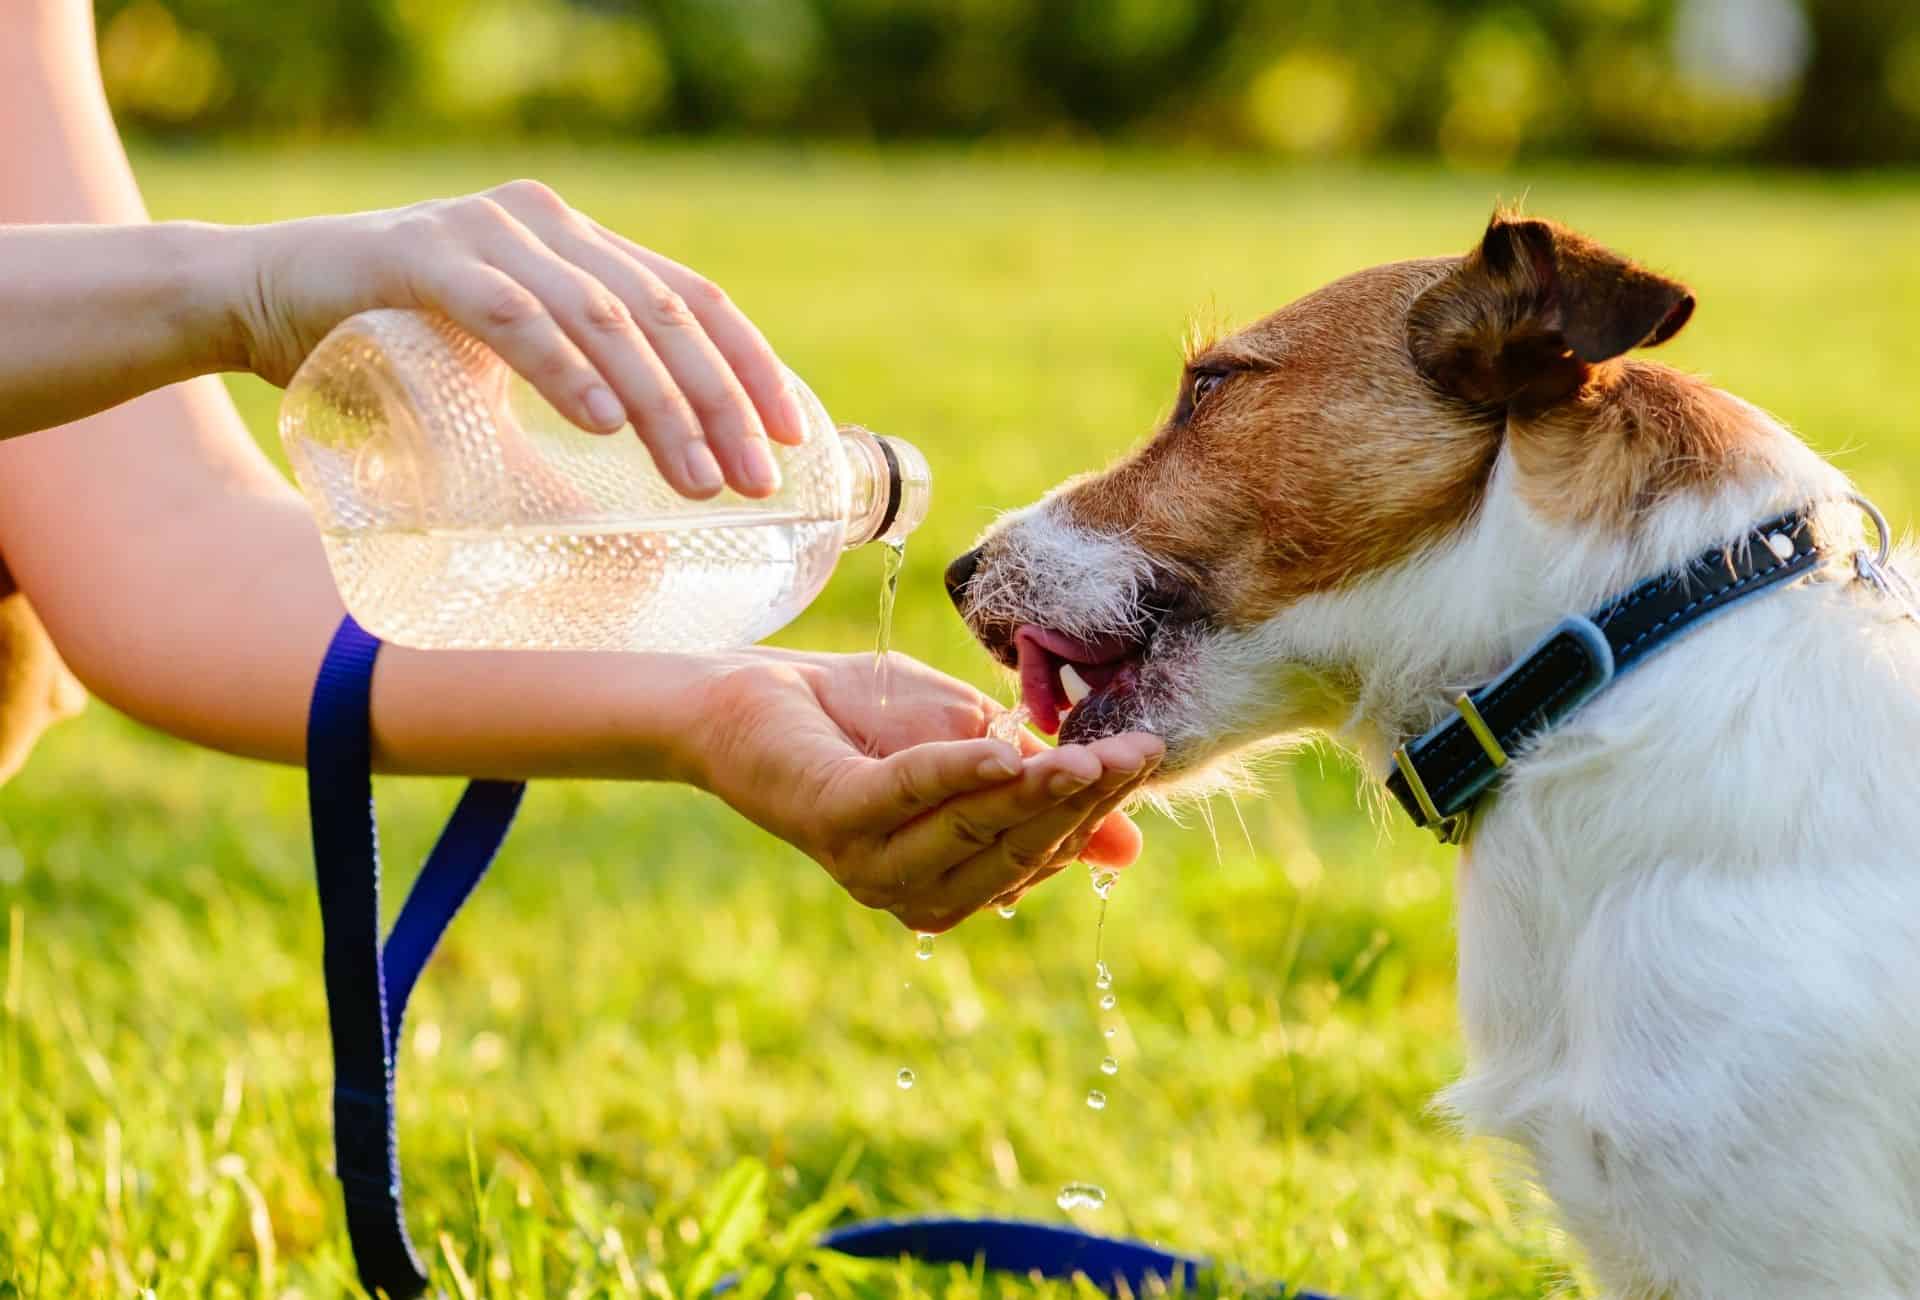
[0,0,705,785]
[0,222,247,437]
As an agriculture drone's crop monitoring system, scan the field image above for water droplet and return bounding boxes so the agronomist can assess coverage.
[1090,869,1119,901]
[996,904,1017,919]
[915,933,934,960]
[1099,993,1116,1011]
[1103,1025,1116,1039]
[1100,1056,1119,1076]
[896,1068,915,1090]
[1056,1182,1106,1212]
[1094,960,1112,990]
[1085,1089,1107,1111]
[988,705,1032,747]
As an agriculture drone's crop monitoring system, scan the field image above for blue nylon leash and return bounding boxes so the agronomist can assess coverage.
[305,614,1327,1299]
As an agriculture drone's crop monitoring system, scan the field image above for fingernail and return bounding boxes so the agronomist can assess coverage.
[977,748,1020,780]
[741,440,781,494]
[585,385,625,431]
[1049,770,1093,798]
[681,444,725,494]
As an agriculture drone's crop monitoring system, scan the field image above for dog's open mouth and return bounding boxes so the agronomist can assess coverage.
[1014,625,1147,740]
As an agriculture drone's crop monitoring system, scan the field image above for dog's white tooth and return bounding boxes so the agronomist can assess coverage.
[1061,664,1093,705]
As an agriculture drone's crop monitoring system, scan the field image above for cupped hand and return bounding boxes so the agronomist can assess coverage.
[686,648,1162,933]
[230,179,802,499]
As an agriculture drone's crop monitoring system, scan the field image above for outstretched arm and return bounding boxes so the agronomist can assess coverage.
[0,0,1157,928]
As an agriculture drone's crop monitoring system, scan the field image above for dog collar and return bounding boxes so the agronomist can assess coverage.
[1384,507,1828,843]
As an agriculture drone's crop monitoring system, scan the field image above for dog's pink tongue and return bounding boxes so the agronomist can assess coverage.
[1014,627,1068,735]
[1014,626,1133,736]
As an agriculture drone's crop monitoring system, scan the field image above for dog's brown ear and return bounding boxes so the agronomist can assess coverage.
[1407,214,1694,407]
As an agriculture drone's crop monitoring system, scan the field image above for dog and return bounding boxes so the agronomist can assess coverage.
[946,212,1920,1298]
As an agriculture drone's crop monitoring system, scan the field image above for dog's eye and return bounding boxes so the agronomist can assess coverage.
[1192,372,1226,405]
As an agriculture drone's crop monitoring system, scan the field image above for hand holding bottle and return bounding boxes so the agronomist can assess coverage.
[0,181,800,500]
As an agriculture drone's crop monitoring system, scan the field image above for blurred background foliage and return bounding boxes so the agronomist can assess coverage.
[95,0,1920,167]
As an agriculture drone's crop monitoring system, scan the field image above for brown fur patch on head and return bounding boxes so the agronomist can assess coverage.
[1042,213,1758,633]
[1059,258,1504,628]
[1409,212,1776,529]
[1407,212,1694,412]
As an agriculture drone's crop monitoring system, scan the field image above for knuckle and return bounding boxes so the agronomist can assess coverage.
[581,290,633,333]
[459,194,514,231]
[948,814,998,852]
[491,177,567,215]
[538,349,581,383]
[893,763,933,812]
[682,275,731,313]
[1005,841,1052,871]
[480,282,543,329]
[641,284,697,330]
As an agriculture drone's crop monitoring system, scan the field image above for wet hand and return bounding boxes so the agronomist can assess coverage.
[689,649,1161,933]
[228,179,804,499]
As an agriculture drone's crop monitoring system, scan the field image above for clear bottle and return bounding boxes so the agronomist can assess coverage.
[279,310,929,652]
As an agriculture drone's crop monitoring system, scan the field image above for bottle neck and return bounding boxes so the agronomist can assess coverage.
[841,426,931,549]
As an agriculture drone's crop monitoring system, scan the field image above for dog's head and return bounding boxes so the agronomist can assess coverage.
[947,212,1822,783]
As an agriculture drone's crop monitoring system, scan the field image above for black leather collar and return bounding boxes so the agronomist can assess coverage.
[1385,508,1826,842]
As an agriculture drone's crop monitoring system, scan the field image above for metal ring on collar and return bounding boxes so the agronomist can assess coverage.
[1849,492,1893,567]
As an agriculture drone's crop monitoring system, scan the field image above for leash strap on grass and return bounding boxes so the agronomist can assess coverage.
[307,615,525,1299]
[306,614,1328,1299]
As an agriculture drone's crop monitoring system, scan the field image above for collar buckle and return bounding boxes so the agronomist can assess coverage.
[1391,743,1471,844]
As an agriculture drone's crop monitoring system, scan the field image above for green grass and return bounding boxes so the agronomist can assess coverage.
[5,144,1920,1298]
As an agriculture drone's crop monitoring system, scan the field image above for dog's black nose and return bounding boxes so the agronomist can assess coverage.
[944,548,981,609]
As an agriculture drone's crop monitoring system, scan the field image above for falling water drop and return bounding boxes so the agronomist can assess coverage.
[1094,960,1112,991]
[915,932,934,961]
[1086,1089,1107,1111]
[1099,993,1116,1011]
[1090,870,1118,901]
[896,1068,915,1090]
[1100,1056,1119,1076]
[996,904,1017,919]
[1056,1183,1106,1212]
[1103,1025,1116,1040]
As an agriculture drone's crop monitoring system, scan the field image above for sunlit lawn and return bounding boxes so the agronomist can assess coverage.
[5,143,1919,1297]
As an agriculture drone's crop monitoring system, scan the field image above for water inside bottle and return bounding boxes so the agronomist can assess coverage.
[320,514,841,652]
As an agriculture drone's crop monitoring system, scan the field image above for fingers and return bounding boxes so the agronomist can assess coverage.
[516,210,783,495]
[859,736,1025,823]
[986,777,1149,910]
[935,740,1159,914]
[589,222,808,447]
[886,734,1162,931]
[406,182,791,500]
[418,258,621,441]
[882,743,1105,891]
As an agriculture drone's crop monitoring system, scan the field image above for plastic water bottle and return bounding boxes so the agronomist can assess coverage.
[278,310,930,652]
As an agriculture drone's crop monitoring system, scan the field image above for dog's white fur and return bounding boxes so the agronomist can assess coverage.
[990,405,1920,1297]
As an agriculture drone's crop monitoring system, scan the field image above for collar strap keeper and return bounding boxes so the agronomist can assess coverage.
[1385,509,1824,842]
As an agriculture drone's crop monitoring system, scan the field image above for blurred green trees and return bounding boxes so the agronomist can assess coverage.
[94,0,1920,165]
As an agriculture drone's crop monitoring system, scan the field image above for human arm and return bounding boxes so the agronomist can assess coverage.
[1,6,801,499]
[0,0,1156,927]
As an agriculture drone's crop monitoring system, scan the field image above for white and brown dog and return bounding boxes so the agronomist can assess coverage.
[948,213,1920,1298]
